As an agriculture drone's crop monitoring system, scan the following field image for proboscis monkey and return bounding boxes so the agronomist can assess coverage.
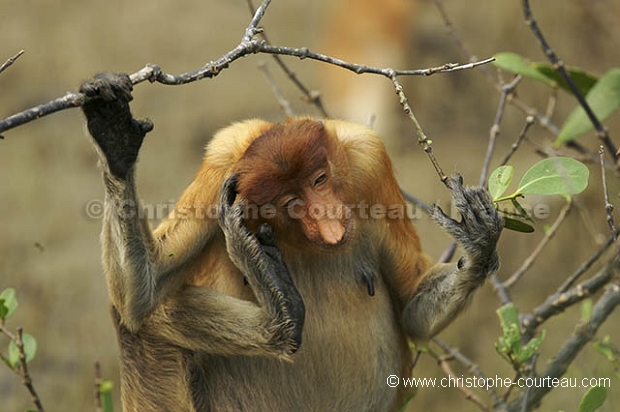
[81,73,502,412]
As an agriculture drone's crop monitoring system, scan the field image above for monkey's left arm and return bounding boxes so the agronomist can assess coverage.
[398,176,503,341]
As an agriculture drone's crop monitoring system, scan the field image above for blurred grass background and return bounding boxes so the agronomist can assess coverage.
[1,0,619,410]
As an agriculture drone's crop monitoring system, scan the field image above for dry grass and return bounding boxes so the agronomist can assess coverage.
[0,1,619,410]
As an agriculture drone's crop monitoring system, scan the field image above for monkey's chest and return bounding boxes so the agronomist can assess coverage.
[201,269,409,412]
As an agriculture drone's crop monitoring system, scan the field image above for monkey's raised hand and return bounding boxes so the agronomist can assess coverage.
[80,73,153,179]
[218,174,305,354]
[430,175,503,277]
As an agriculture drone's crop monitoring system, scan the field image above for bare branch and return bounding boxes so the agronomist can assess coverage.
[0,50,25,75]
[479,75,522,187]
[258,62,295,118]
[389,73,447,185]
[0,0,493,139]
[522,0,617,163]
[499,116,535,167]
[433,338,504,409]
[246,0,329,117]
[435,354,491,412]
[521,255,618,340]
[558,227,620,293]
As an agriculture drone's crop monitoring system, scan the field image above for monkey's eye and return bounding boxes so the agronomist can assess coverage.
[283,197,300,210]
[313,172,328,187]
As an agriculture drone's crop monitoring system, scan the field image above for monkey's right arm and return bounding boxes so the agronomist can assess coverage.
[82,74,304,357]
[150,176,305,357]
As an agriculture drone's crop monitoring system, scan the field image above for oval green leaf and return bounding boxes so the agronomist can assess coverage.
[556,68,620,145]
[532,63,598,96]
[578,385,607,412]
[0,288,18,319]
[503,217,535,233]
[516,157,589,196]
[8,333,37,367]
[493,52,556,87]
[488,165,514,200]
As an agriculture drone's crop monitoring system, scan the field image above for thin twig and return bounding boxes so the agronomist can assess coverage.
[433,338,504,408]
[499,116,535,167]
[245,0,329,117]
[0,50,25,75]
[522,0,617,163]
[521,255,618,340]
[490,275,513,306]
[400,189,431,215]
[94,361,103,412]
[15,328,45,412]
[599,146,617,241]
[435,354,491,412]
[479,75,522,187]
[389,73,447,184]
[557,227,620,293]
[503,200,573,288]
[258,62,295,118]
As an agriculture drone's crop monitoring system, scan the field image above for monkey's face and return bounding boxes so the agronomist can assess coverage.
[234,119,355,252]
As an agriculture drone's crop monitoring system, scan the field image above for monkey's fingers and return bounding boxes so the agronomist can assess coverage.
[80,73,134,103]
[137,119,154,134]
[430,204,467,240]
[257,223,277,247]
[219,174,240,209]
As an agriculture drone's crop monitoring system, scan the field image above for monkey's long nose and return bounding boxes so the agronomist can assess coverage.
[316,219,345,245]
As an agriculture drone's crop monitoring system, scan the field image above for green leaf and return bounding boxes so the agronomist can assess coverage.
[532,63,598,96]
[489,165,514,200]
[503,217,535,233]
[8,334,37,367]
[0,288,18,319]
[556,68,620,145]
[516,157,589,196]
[578,386,607,412]
[493,52,556,87]
[518,329,545,363]
[495,303,522,362]
[99,379,115,412]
